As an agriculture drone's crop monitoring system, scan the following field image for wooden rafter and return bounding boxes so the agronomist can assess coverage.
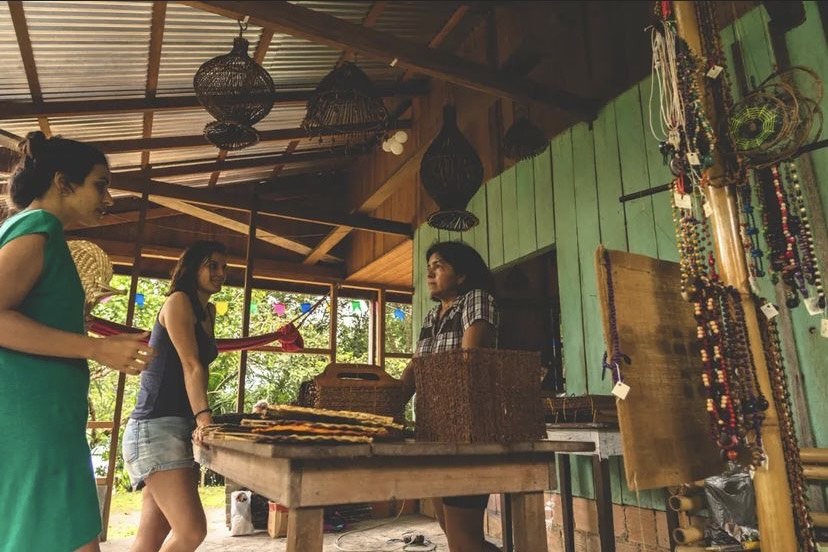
[7,1,51,136]
[0,129,22,150]
[140,1,167,169]
[0,81,428,120]
[110,174,412,237]
[337,0,386,65]
[184,0,600,117]
[64,206,180,230]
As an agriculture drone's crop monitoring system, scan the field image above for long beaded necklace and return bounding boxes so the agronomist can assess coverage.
[756,299,817,551]
[783,161,825,308]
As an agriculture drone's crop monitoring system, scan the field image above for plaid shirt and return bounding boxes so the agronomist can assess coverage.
[414,289,498,357]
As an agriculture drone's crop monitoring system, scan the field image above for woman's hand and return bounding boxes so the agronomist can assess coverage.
[192,411,213,447]
[89,332,154,375]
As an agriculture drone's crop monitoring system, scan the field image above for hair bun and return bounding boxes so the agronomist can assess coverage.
[19,131,49,158]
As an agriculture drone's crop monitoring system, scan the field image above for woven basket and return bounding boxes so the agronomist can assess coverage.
[303,363,406,422]
[413,348,545,443]
[67,240,124,313]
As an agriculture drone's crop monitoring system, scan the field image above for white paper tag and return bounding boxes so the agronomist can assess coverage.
[804,297,822,316]
[748,275,760,295]
[706,65,724,79]
[612,381,631,400]
[673,191,693,210]
[821,318,828,338]
[687,151,701,166]
[703,202,713,218]
[760,303,779,320]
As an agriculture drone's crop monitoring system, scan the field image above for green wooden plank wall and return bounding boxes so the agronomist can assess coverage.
[409,1,828,507]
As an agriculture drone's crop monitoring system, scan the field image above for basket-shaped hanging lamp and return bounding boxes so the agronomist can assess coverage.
[419,105,484,232]
[503,117,548,161]
[301,61,388,146]
[193,34,275,150]
[67,240,125,314]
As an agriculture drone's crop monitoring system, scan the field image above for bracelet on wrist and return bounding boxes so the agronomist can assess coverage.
[193,407,213,421]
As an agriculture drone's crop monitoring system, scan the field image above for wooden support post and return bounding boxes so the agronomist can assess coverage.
[100,186,150,541]
[557,454,575,552]
[376,288,386,368]
[237,209,256,413]
[286,507,324,552]
[329,284,338,363]
[509,492,548,552]
[592,456,615,552]
[673,4,797,551]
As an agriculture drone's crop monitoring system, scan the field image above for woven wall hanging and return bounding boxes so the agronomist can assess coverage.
[301,61,388,148]
[193,22,275,151]
[419,104,483,231]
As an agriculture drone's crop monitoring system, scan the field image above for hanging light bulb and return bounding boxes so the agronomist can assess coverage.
[393,130,409,144]
[389,141,404,155]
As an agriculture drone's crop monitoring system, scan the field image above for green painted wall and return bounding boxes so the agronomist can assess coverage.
[412,2,828,508]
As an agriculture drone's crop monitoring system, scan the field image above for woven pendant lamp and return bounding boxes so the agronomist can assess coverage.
[67,240,125,314]
[419,105,484,231]
[193,24,275,151]
[503,117,548,161]
[301,62,388,147]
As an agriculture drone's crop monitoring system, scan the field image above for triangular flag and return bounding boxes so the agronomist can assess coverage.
[250,302,258,314]
[300,302,312,313]
[215,301,229,316]
[394,307,406,321]
[135,293,145,307]
[272,302,286,317]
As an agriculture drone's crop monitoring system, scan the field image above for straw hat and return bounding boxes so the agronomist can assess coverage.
[67,240,124,312]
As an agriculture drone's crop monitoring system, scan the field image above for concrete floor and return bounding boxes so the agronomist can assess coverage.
[100,506,454,551]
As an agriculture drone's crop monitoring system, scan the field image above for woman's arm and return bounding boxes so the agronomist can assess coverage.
[461,319,496,349]
[0,234,152,373]
[162,292,212,430]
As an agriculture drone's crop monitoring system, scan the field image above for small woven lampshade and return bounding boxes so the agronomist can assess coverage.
[301,62,388,146]
[193,35,275,150]
[419,105,483,232]
[67,240,124,313]
[503,117,548,161]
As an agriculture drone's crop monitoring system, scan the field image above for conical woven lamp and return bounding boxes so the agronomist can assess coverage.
[419,105,483,231]
[67,240,125,314]
[503,117,548,161]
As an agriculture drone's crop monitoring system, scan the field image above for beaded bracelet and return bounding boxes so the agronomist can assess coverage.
[193,407,213,420]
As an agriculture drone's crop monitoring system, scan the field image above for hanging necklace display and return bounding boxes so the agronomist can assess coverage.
[756,299,818,552]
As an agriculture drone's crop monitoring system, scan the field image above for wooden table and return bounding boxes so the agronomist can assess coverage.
[545,423,623,552]
[196,438,594,552]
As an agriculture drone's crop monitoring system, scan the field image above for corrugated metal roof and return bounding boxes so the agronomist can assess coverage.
[0,3,31,101]
[149,145,218,166]
[48,112,145,141]
[374,1,464,44]
[24,1,152,101]
[156,2,263,97]
[151,110,215,137]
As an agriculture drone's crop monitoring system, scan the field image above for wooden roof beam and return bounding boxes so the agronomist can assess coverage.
[0,81,428,120]
[7,1,51,136]
[110,174,412,237]
[184,0,601,118]
[140,1,168,169]
[64,206,180,230]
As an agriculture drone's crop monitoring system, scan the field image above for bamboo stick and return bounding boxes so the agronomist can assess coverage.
[672,4,798,551]
[674,546,707,552]
[668,494,705,512]
[802,465,828,480]
[800,448,828,464]
[813,511,828,528]
[673,526,705,544]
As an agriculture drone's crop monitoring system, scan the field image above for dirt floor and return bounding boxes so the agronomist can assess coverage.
[99,505,460,551]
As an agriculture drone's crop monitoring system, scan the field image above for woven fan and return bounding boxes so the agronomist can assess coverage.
[67,240,124,313]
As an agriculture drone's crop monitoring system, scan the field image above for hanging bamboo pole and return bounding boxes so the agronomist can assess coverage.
[672,4,797,550]
[237,208,257,413]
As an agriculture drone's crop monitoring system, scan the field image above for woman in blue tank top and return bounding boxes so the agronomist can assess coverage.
[123,240,227,552]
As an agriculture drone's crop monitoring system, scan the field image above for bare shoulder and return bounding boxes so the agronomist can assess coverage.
[160,291,195,325]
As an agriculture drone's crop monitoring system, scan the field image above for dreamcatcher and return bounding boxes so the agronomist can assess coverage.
[729,67,823,169]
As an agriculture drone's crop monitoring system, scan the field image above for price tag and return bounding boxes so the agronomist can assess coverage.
[821,318,828,338]
[703,202,713,218]
[687,151,701,166]
[706,65,724,79]
[612,381,631,400]
[804,297,822,316]
[760,303,779,320]
[673,191,693,210]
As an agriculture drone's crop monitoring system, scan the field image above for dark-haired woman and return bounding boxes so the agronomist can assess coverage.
[402,241,500,552]
[123,240,227,552]
[0,131,154,552]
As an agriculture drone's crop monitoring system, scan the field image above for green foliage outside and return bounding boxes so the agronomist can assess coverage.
[87,275,412,492]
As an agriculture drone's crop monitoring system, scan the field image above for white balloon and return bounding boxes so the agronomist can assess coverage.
[381,140,392,152]
[393,130,409,144]
[389,141,404,155]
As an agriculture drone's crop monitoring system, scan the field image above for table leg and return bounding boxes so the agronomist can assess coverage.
[509,492,547,552]
[502,493,514,552]
[663,488,679,551]
[286,506,324,552]
[558,454,575,552]
[591,456,615,551]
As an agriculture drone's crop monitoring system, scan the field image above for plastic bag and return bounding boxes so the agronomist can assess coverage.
[230,490,255,536]
[704,465,760,545]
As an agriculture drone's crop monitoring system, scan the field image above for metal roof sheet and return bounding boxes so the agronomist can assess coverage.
[0,3,32,101]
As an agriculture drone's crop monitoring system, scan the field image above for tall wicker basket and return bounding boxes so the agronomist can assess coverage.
[304,363,407,422]
[413,348,545,443]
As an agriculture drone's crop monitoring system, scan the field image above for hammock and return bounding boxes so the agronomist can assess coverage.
[87,296,327,353]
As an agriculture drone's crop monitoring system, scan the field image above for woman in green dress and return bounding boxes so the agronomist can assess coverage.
[0,131,155,552]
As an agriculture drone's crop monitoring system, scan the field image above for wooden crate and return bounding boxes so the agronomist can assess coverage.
[413,349,545,443]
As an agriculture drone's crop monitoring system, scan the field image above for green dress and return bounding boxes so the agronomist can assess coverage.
[0,209,101,552]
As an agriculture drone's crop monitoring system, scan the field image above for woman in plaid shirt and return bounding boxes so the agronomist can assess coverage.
[402,241,500,552]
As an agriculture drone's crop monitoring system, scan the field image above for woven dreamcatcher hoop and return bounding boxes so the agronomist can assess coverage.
[67,240,124,313]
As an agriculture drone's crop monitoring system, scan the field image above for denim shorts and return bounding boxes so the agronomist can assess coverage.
[122,416,196,491]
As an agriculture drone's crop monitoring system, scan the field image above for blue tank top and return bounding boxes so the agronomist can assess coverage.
[131,315,218,420]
